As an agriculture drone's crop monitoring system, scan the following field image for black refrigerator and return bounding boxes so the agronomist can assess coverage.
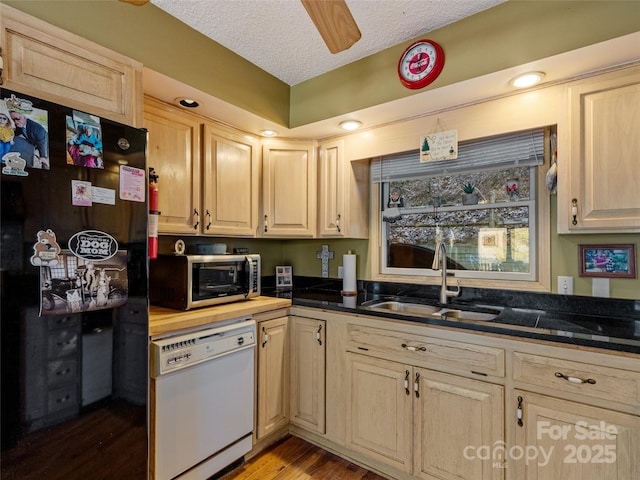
[1,88,148,479]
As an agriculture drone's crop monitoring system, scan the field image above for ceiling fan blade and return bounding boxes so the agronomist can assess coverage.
[119,0,150,6]
[300,0,361,54]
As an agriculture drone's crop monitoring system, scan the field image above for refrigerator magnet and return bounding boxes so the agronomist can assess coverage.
[30,229,61,266]
[72,180,92,206]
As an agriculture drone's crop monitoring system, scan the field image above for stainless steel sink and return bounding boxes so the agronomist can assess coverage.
[437,308,499,322]
[362,300,500,322]
[362,301,443,316]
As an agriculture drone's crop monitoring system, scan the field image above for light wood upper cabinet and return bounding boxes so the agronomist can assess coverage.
[0,4,143,127]
[289,316,326,434]
[144,97,201,234]
[261,140,317,237]
[317,140,369,238]
[202,123,259,236]
[558,65,640,233]
[256,316,289,440]
[144,97,260,237]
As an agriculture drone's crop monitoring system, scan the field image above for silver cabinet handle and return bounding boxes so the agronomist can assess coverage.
[555,372,596,384]
[401,343,426,352]
[205,209,212,230]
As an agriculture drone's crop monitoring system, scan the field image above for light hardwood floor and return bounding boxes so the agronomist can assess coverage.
[217,436,388,480]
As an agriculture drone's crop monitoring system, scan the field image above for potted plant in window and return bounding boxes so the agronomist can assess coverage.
[462,183,479,205]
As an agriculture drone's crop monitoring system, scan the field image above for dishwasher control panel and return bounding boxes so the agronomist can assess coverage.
[150,317,256,377]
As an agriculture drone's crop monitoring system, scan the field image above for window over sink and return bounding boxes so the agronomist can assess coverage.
[371,127,552,287]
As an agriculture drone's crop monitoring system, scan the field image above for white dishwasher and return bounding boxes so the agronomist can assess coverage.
[150,317,256,480]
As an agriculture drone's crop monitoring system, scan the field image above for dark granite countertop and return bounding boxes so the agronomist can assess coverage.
[262,277,640,354]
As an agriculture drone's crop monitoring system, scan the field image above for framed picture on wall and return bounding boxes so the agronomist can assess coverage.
[578,244,636,278]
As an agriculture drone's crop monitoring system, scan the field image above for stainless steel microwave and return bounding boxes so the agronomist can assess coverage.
[149,254,261,310]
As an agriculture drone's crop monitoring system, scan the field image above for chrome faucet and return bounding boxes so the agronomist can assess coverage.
[432,241,460,304]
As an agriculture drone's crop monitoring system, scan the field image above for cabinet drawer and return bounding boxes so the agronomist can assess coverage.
[46,359,77,387]
[347,324,504,377]
[513,352,640,411]
[47,385,77,414]
[47,314,80,331]
[47,330,78,358]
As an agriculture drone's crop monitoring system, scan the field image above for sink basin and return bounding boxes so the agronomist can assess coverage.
[362,300,500,322]
[437,308,499,322]
[363,301,442,316]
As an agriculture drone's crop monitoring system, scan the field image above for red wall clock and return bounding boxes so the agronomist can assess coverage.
[397,39,445,90]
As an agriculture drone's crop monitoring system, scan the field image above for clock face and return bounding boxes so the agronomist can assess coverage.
[398,39,445,89]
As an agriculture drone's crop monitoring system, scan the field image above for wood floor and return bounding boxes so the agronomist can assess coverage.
[0,401,146,480]
[218,435,388,480]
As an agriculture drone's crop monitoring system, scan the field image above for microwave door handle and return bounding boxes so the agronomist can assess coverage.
[245,257,254,298]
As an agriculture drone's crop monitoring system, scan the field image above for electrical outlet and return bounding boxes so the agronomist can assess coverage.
[557,276,573,295]
[338,266,344,279]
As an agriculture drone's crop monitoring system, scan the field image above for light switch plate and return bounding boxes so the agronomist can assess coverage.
[557,276,573,295]
[338,266,344,279]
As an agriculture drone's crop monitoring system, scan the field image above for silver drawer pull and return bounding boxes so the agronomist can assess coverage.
[555,372,596,385]
[401,343,426,352]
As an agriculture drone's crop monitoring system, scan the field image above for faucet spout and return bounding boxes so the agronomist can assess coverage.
[432,242,460,304]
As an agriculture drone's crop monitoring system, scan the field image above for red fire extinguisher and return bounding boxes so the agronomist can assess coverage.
[148,167,160,259]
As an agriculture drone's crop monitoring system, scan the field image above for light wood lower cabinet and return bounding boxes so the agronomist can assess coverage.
[511,390,640,480]
[285,307,639,480]
[346,352,504,479]
[289,316,326,434]
[346,353,413,472]
[256,316,289,439]
[416,370,504,480]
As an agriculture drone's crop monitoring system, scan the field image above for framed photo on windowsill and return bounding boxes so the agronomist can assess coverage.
[578,244,636,278]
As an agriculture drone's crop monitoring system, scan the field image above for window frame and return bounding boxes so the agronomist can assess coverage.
[369,130,552,293]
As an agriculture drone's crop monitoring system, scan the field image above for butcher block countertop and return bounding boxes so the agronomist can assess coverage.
[149,296,291,337]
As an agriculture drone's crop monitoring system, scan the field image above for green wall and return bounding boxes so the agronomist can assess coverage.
[5,1,639,128]
[2,0,291,126]
[290,0,640,126]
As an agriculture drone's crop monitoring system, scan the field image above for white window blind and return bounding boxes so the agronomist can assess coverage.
[371,128,545,182]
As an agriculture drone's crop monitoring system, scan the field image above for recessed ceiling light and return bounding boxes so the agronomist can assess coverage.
[259,129,278,137]
[339,120,362,131]
[177,98,199,108]
[510,72,545,88]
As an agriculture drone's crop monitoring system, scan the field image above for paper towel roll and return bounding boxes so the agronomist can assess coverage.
[342,295,357,308]
[342,253,357,295]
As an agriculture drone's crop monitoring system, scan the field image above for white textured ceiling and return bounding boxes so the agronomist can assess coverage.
[150,0,507,86]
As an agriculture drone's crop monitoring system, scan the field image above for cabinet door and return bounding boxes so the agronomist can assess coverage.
[414,369,504,480]
[317,140,345,237]
[256,316,289,439]
[202,124,259,236]
[144,98,201,234]
[318,140,369,238]
[346,353,412,473]
[262,140,316,237]
[289,317,325,434]
[0,4,143,126]
[512,390,640,480]
[559,66,640,233]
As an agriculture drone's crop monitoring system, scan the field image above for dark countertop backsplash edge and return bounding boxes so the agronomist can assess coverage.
[262,275,640,321]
